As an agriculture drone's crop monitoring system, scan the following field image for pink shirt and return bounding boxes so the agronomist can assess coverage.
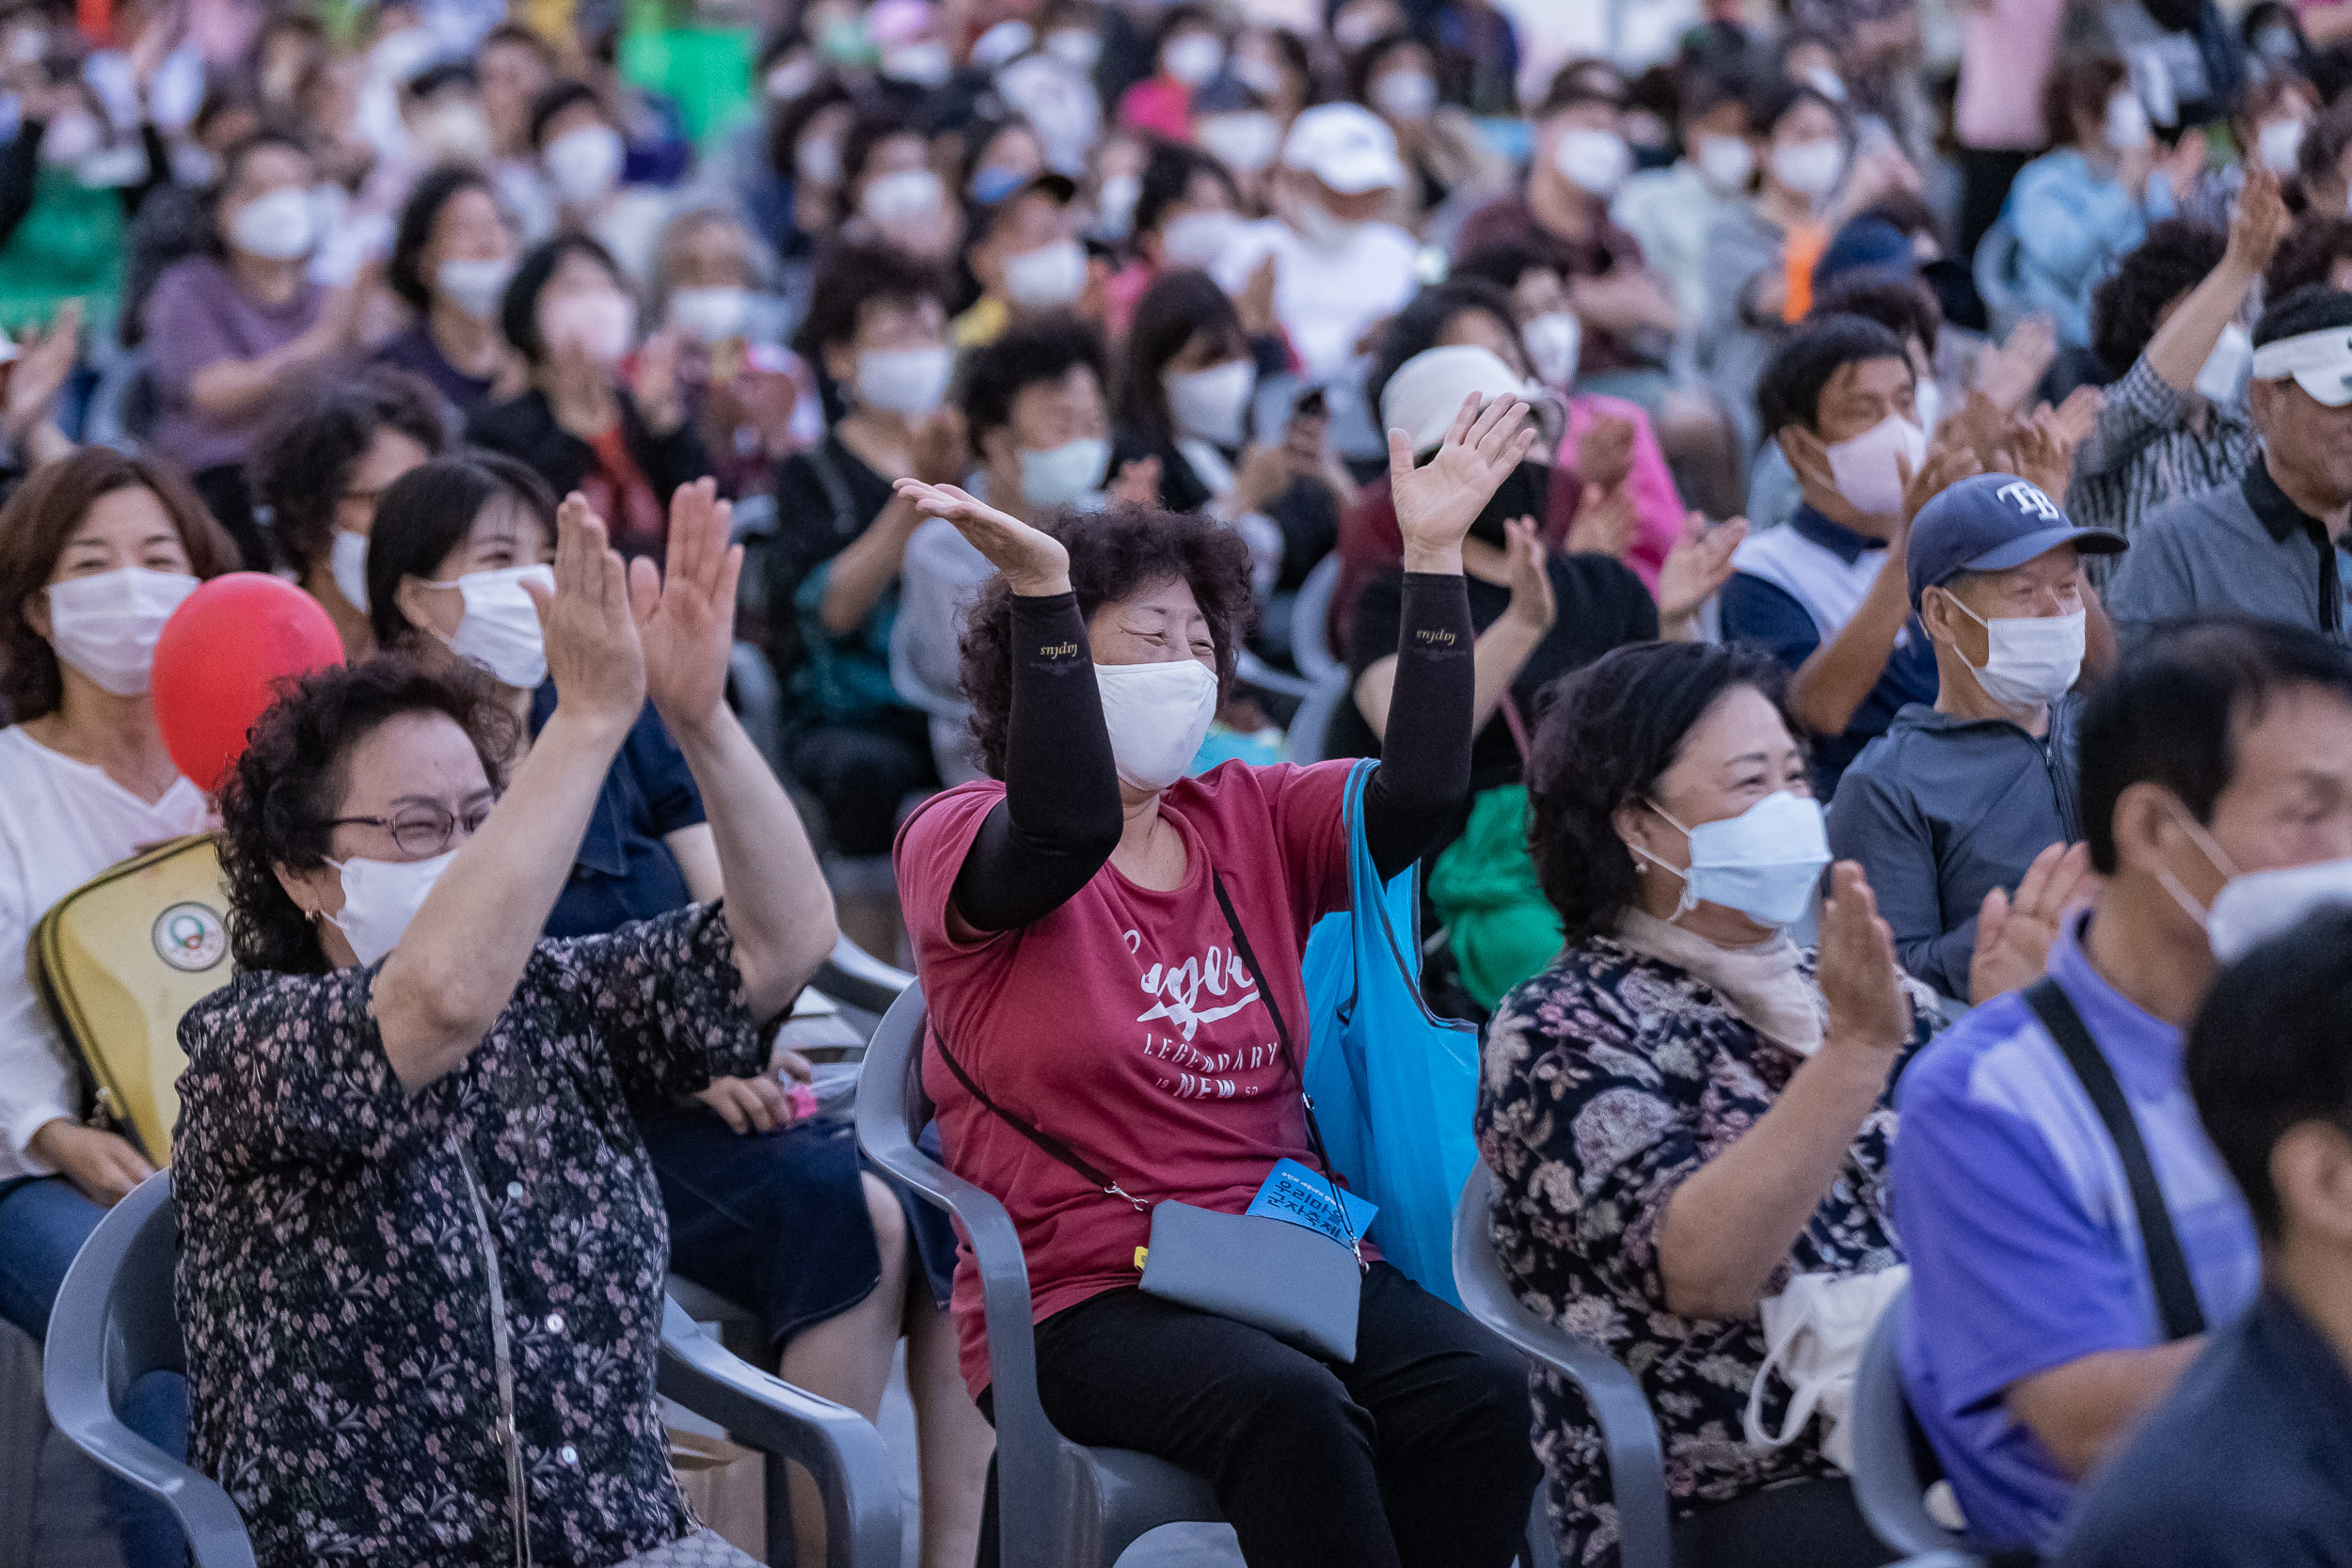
[1957,0,2064,150]
[1118,76,1193,142]
[896,761,1355,1395]
[1561,392,1684,591]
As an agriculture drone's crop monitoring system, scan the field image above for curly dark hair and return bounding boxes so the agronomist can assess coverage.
[2090,218,2227,377]
[958,506,1254,778]
[251,367,451,574]
[1527,641,1796,942]
[0,449,240,721]
[216,653,517,975]
[959,312,1108,444]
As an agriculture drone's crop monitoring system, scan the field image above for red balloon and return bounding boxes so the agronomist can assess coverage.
[151,574,344,794]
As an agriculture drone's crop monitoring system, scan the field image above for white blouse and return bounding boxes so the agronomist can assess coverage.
[0,725,209,1185]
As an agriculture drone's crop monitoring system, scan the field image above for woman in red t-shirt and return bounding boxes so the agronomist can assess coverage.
[891,393,1546,1568]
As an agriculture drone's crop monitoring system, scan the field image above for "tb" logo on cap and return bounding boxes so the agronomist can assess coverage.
[1995,480,2063,521]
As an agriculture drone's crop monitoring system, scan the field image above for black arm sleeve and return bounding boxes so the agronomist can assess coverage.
[1360,572,1475,881]
[0,126,40,255]
[950,593,1126,932]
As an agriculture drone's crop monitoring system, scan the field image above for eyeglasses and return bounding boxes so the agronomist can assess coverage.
[323,800,497,858]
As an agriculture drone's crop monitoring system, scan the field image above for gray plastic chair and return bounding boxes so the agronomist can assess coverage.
[44,1173,903,1568]
[1289,553,1343,685]
[854,981,1225,1568]
[1849,1284,1976,1561]
[1452,1163,1671,1568]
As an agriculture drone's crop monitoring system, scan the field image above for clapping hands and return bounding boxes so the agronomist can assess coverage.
[1388,392,1540,571]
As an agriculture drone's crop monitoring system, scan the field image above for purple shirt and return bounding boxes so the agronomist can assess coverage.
[1891,910,2261,1550]
[373,322,496,416]
[144,256,326,474]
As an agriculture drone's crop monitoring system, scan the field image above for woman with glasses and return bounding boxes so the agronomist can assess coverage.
[0,448,240,1568]
[357,452,994,1567]
[173,490,837,1567]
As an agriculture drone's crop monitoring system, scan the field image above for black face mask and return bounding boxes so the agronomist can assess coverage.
[1468,461,1550,547]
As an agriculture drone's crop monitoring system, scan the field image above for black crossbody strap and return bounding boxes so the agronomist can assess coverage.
[2022,977,2206,1340]
[1212,870,1361,1260]
[929,1025,1147,1211]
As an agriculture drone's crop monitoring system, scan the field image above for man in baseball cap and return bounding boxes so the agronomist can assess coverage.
[1828,471,2124,1000]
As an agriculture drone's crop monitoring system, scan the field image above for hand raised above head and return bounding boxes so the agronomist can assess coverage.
[894,478,1072,596]
[1388,392,1539,570]
[530,493,645,734]
[631,478,741,736]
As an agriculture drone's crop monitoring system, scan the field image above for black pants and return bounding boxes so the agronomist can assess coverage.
[190,462,273,573]
[1670,1476,1897,1568]
[1956,147,2035,267]
[787,710,938,857]
[1025,1261,1539,1568]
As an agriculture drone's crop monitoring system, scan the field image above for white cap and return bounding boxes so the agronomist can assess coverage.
[1382,345,1531,455]
[2249,325,2352,407]
[1279,103,1407,195]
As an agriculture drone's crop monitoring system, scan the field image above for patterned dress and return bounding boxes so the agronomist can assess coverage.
[172,904,765,1568]
[1475,936,1937,1565]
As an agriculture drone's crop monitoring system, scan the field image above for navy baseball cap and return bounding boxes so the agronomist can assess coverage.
[1905,472,2126,608]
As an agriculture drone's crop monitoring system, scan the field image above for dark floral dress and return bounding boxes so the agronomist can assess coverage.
[173,903,765,1568]
[1474,936,1938,1565]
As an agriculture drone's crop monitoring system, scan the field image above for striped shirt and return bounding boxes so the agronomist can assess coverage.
[2064,354,2257,584]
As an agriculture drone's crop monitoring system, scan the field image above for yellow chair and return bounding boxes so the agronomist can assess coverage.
[27,834,231,1165]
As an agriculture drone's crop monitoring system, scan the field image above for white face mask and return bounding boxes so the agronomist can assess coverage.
[970,20,1033,70]
[1371,70,1438,122]
[1770,136,1845,198]
[230,185,319,260]
[1096,174,1141,238]
[1693,134,1756,193]
[1046,29,1101,70]
[1001,239,1089,309]
[437,255,515,320]
[330,528,372,611]
[1552,127,1631,198]
[1197,111,1282,174]
[1632,790,1831,929]
[1914,378,1944,438]
[1163,32,1225,88]
[1096,657,1219,791]
[414,101,494,165]
[1019,436,1109,508]
[2159,804,2352,962]
[882,40,954,87]
[1804,68,1848,104]
[855,346,954,417]
[795,135,843,187]
[1161,208,1244,268]
[543,123,624,204]
[1288,195,1366,251]
[2258,117,2307,175]
[1523,310,1582,387]
[1823,413,1928,518]
[40,110,101,167]
[44,566,200,695]
[1164,358,1256,446]
[668,285,753,343]
[2105,90,2153,151]
[1941,596,2085,708]
[2195,322,2251,404]
[433,563,554,689]
[326,847,457,966]
[861,167,946,225]
[539,292,636,366]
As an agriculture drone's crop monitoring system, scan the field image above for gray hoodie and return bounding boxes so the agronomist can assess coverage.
[1826,699,2081,1001]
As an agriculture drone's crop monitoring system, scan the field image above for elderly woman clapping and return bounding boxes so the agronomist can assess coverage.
[172,488,835,1567]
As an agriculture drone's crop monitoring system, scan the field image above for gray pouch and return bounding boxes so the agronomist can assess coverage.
[1138,1199,1360,1363]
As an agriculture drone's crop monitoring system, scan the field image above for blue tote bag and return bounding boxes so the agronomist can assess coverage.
[1299,759,1482,1306]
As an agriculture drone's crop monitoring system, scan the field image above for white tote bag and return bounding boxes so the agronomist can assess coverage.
[1740,1264,1909,1473]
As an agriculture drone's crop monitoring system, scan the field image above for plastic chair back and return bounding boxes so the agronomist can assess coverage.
[1848,1284,1970,1559]
[853,983,1222,1567]
[42,1174,256,1568]
[1970,219,2026,341]
[1290,553,1343,685]
[1452,1163,1671,1568]
[31,834,232,1164]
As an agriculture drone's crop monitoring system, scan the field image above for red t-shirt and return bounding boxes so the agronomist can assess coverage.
[895,759,1355,1395]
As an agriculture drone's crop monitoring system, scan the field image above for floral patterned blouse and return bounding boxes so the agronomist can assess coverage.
[173,904,764,1568]
[1474,935,1938,1565]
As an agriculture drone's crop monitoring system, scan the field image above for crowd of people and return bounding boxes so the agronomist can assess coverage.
[0,0,2347,1565]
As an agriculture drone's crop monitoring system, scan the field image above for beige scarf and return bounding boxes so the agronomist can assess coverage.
[1614,907,1825,1055]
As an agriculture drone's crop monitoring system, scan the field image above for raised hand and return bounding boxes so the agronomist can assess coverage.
[911,406,970,485]
[1658,513,1747,624]
[631,479,741,735]
[1976,312,2057,416]
[2228,164,2291,275]
[1575,412,1636,494]
[1564,482,1634,558]
[1816,861,1913,1059]
[1968,841,2096,1005]
[2,299,79,441]
[1899,440,1983,534]
[1108,454,1161,508]
[1501,517,1555,635]
[895,477,1072,595]
[1995,404,2084,506]
[1388,392,1539,570]
[527,494,645,735]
